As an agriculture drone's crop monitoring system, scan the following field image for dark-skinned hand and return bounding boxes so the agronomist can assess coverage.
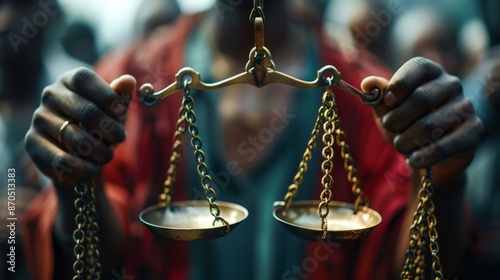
[361,57,484,187]
[25,67,136,187]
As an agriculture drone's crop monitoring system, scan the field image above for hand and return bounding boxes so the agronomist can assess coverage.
[25,67,136,187]
[361,57,484,186]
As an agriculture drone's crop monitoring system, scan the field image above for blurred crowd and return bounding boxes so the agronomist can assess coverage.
[0,0,498,279]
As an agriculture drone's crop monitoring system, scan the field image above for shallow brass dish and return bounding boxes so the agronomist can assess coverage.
[140,201,248,241]
[273,200,382,242]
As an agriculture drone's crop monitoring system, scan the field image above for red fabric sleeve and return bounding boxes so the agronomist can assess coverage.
[22,187,56,280]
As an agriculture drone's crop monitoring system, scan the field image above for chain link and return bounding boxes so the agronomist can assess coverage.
[401,169,443,279]
[159,105,187,207]
[331,104,368,213]
[73,180,100,280]
[249,0,265,23]
[318,82,335,240]
[283,105,324,209]
[182,80,230,232]
[86,180,101,279]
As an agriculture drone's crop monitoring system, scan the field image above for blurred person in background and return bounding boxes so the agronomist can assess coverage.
[134,0,181,37]
[324,0,391,66]
[459,0,500,277]
[0,0,61,279]
[21,1,484,279]
[60,21,99,66]
[388,5,466,77]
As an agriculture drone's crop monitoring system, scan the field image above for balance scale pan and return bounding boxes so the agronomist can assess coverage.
[273,200,382,242]
[140,201,248,241]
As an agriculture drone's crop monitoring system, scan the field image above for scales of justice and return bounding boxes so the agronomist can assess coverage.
[71,1,444,279]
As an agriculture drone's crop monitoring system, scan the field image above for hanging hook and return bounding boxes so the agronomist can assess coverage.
[248,17,275,87]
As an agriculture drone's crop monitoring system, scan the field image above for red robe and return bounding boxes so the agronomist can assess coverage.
[22,15,409,280]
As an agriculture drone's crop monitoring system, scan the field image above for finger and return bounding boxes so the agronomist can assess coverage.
[383,74,462,133]
[60,67,132,121]
[361,76,390,117]
[109,74,137,122]
[25,129,99,187]
[386,57,443,108]
[32,108,114,165]
[393,98,475,155]
[41,85,126,145]
[407,116,484,168]
[110,74,136,103]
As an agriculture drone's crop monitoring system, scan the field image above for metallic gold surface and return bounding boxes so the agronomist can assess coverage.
[273,200,382,242]
[140,201,248,242]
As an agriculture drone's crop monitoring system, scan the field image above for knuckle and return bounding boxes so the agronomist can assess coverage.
[79,102,99,120]
[74,131,89,148]
[409,56,443,77]
[410,56,430,68]
[72,67,94,86]
[457,98,476,120]
[392,74,413,93]
[448,75,463,93]
[435,141,452,160]
[470,117,485,144]
[31,108,45,128]
[418,117,436,134]
[382,115,398,133]
[410,87,431,108]
[24,130,37,155]
[97,146,114,163]
[461,98,475,114]
[41,85,55,104]
[393,135,407,154]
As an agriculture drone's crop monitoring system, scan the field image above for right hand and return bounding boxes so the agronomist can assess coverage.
[25,67,136,187]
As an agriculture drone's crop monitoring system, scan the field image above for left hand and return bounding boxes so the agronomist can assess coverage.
[361,57,484,186]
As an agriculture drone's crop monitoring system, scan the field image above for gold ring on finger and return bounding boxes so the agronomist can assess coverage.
[58,120,72,148]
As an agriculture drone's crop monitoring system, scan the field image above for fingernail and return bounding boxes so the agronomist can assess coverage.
[384,91,397,107]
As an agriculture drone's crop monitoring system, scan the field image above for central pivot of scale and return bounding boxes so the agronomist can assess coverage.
[138,3,383,242]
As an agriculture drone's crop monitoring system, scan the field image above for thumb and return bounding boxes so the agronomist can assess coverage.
[361,76,397,144]
[360,76,390,118]
[110,74,136,105]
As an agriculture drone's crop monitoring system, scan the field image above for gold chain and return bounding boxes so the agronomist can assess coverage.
[318,82,335,240]
[332,105,368,213]
[158,106,187,207]
[282,78,369,240]
[72,180,100,280]
[182,80,230,232]
[401,169,443,279]
[283,105,324,209]
[249,0,265,23]
[85,180,101,278]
